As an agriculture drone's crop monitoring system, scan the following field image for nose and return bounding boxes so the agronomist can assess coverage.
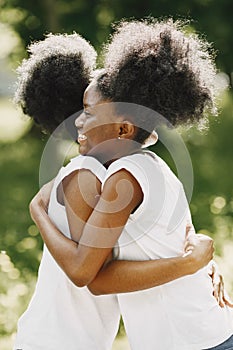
[75,112,85,129]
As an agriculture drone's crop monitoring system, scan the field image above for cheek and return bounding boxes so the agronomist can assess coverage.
[99,128,115,144]
[102,123,117,136]
[85,118,117,146]
[86,129,102,147]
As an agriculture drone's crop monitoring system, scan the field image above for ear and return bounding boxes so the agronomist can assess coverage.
[118,121,136,139]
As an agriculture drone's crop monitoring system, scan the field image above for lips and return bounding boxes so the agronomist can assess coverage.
[77,133,87,144]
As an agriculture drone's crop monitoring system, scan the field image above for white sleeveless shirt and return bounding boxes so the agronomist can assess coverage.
[14,155,120,350]
[103,151,233,350]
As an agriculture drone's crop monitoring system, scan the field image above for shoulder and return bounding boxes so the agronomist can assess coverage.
[102,168,143,204]
[68,155,106,181]
[103,152,161,193]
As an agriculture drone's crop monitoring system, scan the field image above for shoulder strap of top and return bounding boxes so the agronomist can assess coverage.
[101,152,166,222]
[49,155,106,211]
[54,155,106,188]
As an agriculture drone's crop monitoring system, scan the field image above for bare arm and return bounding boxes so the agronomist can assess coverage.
[30,169,213,291]
[88,249,210,295]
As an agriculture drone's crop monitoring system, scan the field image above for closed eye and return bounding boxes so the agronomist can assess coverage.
[84,109,92,116]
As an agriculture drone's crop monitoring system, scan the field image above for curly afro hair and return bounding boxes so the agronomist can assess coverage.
[97,19,218,142]
[14,33,96,133]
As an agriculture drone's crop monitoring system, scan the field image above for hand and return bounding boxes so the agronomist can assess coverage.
[39,179,54,210]
[183,229,214,273]
[29,179,54,222]
[209,261,233,308]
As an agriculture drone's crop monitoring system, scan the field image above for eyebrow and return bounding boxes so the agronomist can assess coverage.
[84,102,98,109]
[83,101,106,109]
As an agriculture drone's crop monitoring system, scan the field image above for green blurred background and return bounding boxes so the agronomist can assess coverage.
[0,1,233,349]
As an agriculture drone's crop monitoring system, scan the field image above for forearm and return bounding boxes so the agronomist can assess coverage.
[30,200,85,284]
[32,201,193,293]
[31,181,213,293]
[88,254,195,295]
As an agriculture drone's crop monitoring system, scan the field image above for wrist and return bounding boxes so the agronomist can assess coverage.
[182,253,199,275]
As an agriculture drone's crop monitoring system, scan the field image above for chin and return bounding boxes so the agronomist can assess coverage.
[78,145,87,155]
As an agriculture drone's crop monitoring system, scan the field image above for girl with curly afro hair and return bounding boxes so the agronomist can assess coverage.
[14,32,96,133]
[14,33,122,350]
[25,19,233,350]
[97,18,218,141]
[15,30,214,350]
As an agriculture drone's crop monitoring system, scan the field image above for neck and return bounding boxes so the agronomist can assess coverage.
[88,142,142,168]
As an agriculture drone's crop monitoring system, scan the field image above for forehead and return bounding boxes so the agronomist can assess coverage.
[83,80,120,124]
[83,81,104,107]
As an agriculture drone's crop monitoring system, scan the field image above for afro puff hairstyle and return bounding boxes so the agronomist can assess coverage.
[14,33,96,133]
[97,19,218,142]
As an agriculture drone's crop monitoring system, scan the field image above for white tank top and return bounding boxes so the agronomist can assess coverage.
[14,155,120,350]
[103,151,233,350]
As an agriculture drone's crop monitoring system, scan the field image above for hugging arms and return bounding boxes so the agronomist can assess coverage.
[29,161,227,301]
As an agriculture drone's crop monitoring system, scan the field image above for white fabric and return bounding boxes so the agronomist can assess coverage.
[14,155,120,350]
[103,151,233,350]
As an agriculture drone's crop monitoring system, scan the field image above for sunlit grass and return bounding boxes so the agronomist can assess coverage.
[0,251,37,350]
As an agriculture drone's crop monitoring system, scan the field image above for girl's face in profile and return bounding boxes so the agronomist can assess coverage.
[75,80,124,160]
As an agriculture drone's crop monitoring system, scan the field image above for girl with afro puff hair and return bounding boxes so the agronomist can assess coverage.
[14,30,214,350]
[19,20,233,350]
[14,32,96,134]
[14,33,122,350]
[14,30,215,350]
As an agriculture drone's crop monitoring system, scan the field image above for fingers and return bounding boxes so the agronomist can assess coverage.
[185,223,192,238]
[211,265,233,308]
[197,234,214,259]
[195,233,213,242]
[185,234,198,246]
[183,240,194,253]
[210,244,214,260]
[218,275,225,308]
[40,179,54,210]
[185,236,214,257]
[223,296,233,308]
[213,275,224,307]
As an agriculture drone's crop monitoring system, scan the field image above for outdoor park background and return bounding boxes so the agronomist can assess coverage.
[0,0,233,349]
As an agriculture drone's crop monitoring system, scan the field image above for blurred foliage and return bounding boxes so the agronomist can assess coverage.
[185,93,233,247]
[152,91,233,253]
[0,133,46,345]
[0,0,233,348]
[0,134,46,273]
[0,0,233,75]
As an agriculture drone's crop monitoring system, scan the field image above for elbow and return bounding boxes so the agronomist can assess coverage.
[68,270,93,288]
[88,287,100,296]
[87,278,112,296]
[64,258,98,288]
[64,255,100,288]
[87,283,104,296]
[72,278,88,288]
